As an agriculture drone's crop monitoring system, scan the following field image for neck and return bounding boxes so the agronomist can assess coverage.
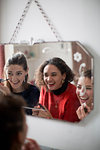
[12,86,25,93]
[52,81,68,95]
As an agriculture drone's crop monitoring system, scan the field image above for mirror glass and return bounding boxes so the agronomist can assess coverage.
[4,41,94,123]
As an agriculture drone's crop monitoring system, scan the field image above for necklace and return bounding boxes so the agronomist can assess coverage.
[54,96,62,109]
[52,82,68,108]
[55,103,58,108]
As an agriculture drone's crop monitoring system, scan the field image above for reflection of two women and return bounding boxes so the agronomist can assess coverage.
[33,57,93,122]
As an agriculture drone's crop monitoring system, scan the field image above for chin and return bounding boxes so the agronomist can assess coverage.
[49,88,55,91]
[47,86,55,90]
[12,85,20,90]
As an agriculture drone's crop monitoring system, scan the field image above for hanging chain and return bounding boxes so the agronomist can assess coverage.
[34,0,63,41]
[9,0,63,43]
[9,0,33,43]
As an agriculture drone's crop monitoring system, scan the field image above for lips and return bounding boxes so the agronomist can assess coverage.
[79,96,89,103]
[10,81,20,86]
[47,82,55,89]
[48,83,55,87]
[47,82,55,85]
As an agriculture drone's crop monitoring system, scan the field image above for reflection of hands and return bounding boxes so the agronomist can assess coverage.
[32,105,53,119]
[76,103,91,120]
[0,84,11,95]
[22,138,41,150]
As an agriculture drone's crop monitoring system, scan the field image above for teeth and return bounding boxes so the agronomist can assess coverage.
[48,83,54,85]
[79,95,88,100]
[13,82,19,84]
[80,98,88,101]
[81,98,87,100]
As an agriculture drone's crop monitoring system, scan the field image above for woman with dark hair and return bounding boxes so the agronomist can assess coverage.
[0,94,41,150]
[0,52,40,115]
[33,57,80,122]
[76,69,93,120]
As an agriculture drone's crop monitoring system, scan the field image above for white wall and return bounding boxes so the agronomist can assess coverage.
[0,0,100,150]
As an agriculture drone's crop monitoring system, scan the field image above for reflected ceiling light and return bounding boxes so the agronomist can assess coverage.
[42,47,51,53]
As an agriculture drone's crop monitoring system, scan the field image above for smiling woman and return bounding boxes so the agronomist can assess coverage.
[0,52,40,115]
[76,69,93,120]
[33,57,81,122]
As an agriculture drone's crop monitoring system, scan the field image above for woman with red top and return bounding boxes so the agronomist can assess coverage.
[33,57,80,123]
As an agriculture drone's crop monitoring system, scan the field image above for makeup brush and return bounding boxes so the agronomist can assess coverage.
[0,79,9,83]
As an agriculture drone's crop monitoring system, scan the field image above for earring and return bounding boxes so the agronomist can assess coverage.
[23,76,26,83]
[24,74,28,83]
[62,79,65,84]
[24,77,26,82]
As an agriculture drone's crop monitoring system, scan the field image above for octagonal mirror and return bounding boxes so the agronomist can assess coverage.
[3,41,94,123]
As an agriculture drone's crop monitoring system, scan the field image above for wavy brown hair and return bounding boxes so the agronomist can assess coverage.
[34,57,74,89]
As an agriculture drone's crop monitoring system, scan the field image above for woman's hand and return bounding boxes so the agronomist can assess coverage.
[22,138,41,150]
[32,105,53,119]
[0,84,11,95]
[76,103,91,120]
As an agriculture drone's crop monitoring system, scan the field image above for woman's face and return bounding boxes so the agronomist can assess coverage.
[76,76,93,107]
[6,65,28,92]
[43,64,66,91]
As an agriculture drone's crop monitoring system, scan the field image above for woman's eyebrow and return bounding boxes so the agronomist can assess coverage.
[7,70,12,72]
[85,85,92,87]
[43,71,57,74]
[51,72,57,74]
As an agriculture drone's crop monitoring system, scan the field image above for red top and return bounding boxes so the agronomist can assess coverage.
[39,83,80,122]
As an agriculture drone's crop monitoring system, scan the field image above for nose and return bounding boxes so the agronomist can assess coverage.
[11,75,18,82]
[47,76,52,82]
[79,85,86,96]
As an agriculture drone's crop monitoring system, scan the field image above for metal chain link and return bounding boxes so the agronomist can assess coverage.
[9,0,33,43]
[34,0,63,41]
[9,0,63,43]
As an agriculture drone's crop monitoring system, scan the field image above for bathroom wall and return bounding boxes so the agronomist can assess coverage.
[0,0,100,150]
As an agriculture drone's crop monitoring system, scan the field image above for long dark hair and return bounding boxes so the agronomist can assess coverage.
[4,52,29,91]
[35,57,74,89]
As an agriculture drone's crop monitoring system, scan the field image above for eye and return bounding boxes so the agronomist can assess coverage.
[16,72,22,76]
[86,87,92,90]
[77,85,81,89]
[7,72,12,76]
[51,72,57,76]
[43,73,48,77]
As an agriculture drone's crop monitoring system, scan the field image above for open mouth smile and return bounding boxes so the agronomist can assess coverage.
[11,81,20,85]
[79,96,89,103]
